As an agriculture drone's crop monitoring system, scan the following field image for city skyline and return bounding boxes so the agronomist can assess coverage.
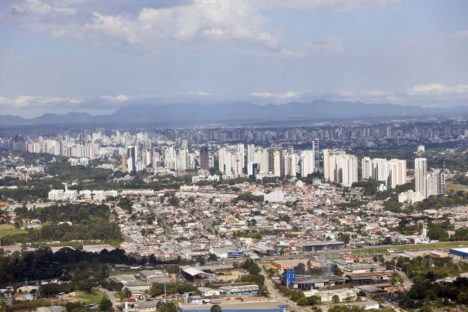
[0,2,467,311]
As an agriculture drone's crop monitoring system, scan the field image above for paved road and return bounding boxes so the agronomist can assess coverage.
[97,287,119,310]
[260,268,308,312]
[395,269,413,291]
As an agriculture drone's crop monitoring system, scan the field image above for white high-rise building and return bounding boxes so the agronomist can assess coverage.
[361,157,372,180]
[300,150,315,178]
[323,149,333,181]
[218,146,244,177]
[427,169,445,197]
[233,150,243,176]
[254,148,269,174]
[218,147,228,175]
[323,149,357,187]
[237,144,245,172]
[388,159,407,189]
[361,157,407,189]
[273,150,281,177]
[415,158,428,198]
[177,148,189,171]
[163,146,177,170]
[372,158,389,182]
[284,153,297,177]
[246,144,255,167]
[312,139,320,172]
[339,154,358,187]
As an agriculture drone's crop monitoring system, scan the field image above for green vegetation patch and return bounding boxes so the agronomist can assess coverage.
[0,224,27,238]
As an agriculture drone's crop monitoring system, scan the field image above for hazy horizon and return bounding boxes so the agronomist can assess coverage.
[1,0,468,117]
[2,99,468,119]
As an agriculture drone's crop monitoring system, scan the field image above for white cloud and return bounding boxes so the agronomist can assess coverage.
[100,94,129,102]
[12,0,77,16]
[306,36,345,53]
[254,0,399,12]
[251,91,299,101]
[251,92,273,98]
[188,91,212,96]
[0,96,82,108]
[280,37,345,57]
[41,0,279,50]
[334,83,468,104]
[3,0,357,55]
[452,30,468,39]
[337,89,398,102]
[408,83,468,96]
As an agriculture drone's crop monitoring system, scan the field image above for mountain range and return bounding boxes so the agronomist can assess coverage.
[1,101,467,127]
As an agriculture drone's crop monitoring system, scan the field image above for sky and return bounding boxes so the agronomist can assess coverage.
[0,0,468,117]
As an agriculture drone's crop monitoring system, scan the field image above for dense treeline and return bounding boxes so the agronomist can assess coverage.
[0,247,195,286]
[0,248,131,286]
[0,185,50,202]
[15,203,110,223]
[46,159,112,183]
[1,221,122,245]
[452,174,468,186]
[397,256,468,282]
[233,192,264,203]
[414,192,468,210]
[6,204,122,244]
[352,180,414,197]
[400,277,468,308]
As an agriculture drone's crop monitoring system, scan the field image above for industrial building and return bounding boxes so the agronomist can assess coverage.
[300,241,344,252]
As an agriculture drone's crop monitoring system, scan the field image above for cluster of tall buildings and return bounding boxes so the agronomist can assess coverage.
[158,119,468,147]
[122,142,201,174]
[414,157,445,199]
[8,138,100,159]
[217,143,319,178]
[2,131,447,201]
[361,157,407,189]
[322,150,358,187]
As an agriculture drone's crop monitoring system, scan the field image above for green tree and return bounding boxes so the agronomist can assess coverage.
[99,297,113,311]
[290,290,306,302]
[427,224,448,241]
[208,253,218,262]
[210,304,222,312]
[308,295,321,305]
[339,233,350,244]
[157,301,177,312]
[122,287,132,298]
[295,263,306,275]
[332,295,340,303]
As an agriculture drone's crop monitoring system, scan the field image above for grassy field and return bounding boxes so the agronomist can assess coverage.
[75,290,106,304]
[351,240,468,255]
[0,224,27,238]
[446,181,468,193]
[109,268,141,276]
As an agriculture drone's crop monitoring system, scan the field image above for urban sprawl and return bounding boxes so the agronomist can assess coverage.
[0,119,467,312]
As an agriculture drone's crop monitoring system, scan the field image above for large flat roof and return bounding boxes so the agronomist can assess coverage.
[179,301,284,311]
[301,241,344,246]
[449,248,468,256]
[450,247,468,253]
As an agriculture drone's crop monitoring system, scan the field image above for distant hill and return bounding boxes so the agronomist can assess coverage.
[1,101,467,127]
